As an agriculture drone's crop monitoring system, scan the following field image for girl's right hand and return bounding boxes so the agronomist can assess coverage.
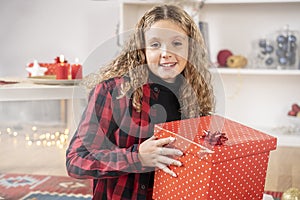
[138,135,183,177]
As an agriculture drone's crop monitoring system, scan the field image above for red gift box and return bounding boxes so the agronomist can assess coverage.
[153,115,277,200]
[27,63,57,76]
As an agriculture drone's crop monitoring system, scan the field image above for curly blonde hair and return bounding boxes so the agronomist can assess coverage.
[83,4,214,118]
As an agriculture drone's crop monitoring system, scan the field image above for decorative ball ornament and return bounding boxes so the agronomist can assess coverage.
[226,55,248,68]
[282,188,300,200]
[217,49,233,67]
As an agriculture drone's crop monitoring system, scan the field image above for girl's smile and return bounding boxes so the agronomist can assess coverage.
[159,62,177,69]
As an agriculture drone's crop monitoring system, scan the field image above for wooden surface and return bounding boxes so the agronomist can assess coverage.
[265,146,300,192]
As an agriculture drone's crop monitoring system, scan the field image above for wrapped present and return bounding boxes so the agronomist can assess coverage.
[27,56,71,77]
[153,115,277,200]
[27,63,57,76]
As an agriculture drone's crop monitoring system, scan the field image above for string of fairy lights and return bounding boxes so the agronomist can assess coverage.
[0,125,69,149]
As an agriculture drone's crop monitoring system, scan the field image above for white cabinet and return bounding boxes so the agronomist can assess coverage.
[0,80,87,136]
[120,0,300,146]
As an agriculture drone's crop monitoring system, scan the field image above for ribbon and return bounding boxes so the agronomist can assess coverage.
[203,130,228,145]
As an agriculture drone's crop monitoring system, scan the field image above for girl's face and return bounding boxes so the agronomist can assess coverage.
[144,20,189,83]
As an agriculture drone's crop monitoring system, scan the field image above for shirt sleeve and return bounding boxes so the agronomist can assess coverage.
[66,81,147,179]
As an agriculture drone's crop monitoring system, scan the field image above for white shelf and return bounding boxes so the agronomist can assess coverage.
[0,78,88,134]
[205,0,300,4]
[255,126,300,147]
[210,68,300,75]
[0,78,87,101]
[274,134,300,147]
[122,0,160,4]
[122,0,300,4]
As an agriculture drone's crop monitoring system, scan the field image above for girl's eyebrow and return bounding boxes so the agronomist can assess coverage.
[173,35,188,40]
[146,35,187,42]
[146,37,160,42]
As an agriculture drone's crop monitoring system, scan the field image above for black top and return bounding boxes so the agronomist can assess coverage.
[148,71,182,124]
[148,71,182,190]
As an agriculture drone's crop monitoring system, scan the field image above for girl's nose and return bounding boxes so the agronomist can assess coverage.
[161,45,172,58]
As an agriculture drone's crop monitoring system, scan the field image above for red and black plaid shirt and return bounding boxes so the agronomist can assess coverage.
[66,76,181,200]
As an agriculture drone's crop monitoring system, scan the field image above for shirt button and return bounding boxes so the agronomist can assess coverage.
[153,87,159,92]
[141,184,146,190]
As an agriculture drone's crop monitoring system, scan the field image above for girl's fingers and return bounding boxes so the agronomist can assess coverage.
[155,137,176,147]
[158,147,183,156]
[147,135,157,141]
[158,155,182,167]
[157,163,177,177]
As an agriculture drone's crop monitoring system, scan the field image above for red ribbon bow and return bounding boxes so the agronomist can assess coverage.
[203,130,228,145]
[54,56,68,64]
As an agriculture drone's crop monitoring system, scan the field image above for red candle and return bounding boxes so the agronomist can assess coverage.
[56,55,69,80]
[71,64,82,79]
[56,63,69,80]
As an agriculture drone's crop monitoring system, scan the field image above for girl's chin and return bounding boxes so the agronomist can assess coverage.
[156,74,177,83]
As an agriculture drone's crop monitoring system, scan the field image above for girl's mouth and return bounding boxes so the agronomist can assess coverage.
[159,62,177,68]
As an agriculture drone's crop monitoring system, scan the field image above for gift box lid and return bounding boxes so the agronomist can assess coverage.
[154,115,277,163]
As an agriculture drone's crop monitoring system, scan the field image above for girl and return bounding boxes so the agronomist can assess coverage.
[66,4,214,200]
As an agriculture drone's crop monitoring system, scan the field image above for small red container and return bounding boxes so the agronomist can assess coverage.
[56,63,69,80]
[71,64,82,79]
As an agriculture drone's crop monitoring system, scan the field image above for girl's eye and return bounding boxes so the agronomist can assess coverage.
[173,41,183,47]
[150,42,160,48]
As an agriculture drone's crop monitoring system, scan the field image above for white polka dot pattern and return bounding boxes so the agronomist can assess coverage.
[152,115,277,200]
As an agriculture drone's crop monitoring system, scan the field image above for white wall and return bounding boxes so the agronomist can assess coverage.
[0,0,120,77]
[0,0,120,125]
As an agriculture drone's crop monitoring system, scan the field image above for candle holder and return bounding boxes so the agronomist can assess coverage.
[71,64,82,79]
[55,55,70,80]
[56,63,70,80]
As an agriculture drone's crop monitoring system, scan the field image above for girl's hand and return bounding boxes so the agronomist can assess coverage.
[138,135,183,177]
